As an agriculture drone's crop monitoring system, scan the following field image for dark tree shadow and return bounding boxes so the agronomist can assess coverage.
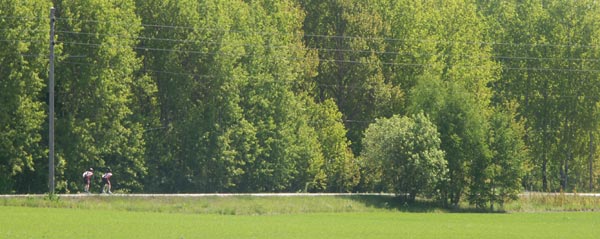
[339,195,506,213]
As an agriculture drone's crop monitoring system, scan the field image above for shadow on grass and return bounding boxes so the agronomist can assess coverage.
[341,195,506,213]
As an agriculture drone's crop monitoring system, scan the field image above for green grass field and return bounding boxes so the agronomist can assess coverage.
[2,195,600,238]
[2,206,600,238]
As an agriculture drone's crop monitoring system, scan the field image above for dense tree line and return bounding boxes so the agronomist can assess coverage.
[1,0,599,209]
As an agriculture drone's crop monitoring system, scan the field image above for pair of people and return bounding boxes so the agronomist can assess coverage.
[82,168,113,194]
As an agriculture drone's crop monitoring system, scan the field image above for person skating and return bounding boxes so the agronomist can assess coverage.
[82,168,94,193]
[102,168,113,194]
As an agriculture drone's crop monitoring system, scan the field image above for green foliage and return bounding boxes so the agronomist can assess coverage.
[136,0,335,193]
[362,114,446,201]
[306,98,360,192]
[0,0,51,193]
[298,0,405,155]
[1,0,599,199]
[402,0,496,206]
[487,105,528,207]
[480,0,600,192]
[465,103,529,209]
[137,0,247,193]
[54,0,147,192]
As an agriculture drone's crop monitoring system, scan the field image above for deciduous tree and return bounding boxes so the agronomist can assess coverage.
[362,113,446,201]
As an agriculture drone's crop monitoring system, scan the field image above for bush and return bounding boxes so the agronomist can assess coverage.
[362,113,447,201]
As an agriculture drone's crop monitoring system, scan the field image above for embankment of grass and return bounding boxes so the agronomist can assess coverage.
[3,193,600,215]
[0,195,451,215]
[503,193,600,212]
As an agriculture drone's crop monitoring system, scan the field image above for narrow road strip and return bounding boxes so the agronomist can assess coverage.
[0,193,396,197]
[1,192,599,197]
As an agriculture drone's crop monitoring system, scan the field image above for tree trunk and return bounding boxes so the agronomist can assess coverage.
[542,155,548,191]
[490,178,495,211]
[590,132,594,192]
[565,155,569,191]
[560,160,565,191]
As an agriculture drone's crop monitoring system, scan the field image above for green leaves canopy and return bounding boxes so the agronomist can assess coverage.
[1,0,598,204]
[54,0,147,192]
[0,0,50,193]
[362,113,446,201]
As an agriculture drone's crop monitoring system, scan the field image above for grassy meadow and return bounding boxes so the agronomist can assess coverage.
[2,194,600,238]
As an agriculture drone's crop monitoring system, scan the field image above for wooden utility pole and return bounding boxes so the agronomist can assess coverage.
[590,132,594,192]
[49,7,56,194]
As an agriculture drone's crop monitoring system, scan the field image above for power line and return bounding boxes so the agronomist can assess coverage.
[6,15,600,50]
[0,37,593,74]
[0,16,44,21]
[47,28,600,65]
[58,60,389,91]
[55,30,600,63]
[6,17,600,57]
[57,40,600,73]
[7,16,600,74]
[59,40,235,57]
[0,28,47,33]
[50,16,600,50]
[57,60,600,98]
[0,39,46,43]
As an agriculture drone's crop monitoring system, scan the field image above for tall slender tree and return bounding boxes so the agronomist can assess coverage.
[298,0,404,155]
[0,0,51,193]
[54,0,147,192]
[480,0,600,192]
[137,0,329,193]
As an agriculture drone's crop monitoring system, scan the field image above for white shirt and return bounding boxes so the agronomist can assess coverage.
[83,171,93,178]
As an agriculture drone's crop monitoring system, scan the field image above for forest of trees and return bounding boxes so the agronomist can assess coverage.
[2,0,600,208]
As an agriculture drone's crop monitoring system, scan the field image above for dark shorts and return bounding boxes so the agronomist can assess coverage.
[102,178,109,185]
[83,177,90,185]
